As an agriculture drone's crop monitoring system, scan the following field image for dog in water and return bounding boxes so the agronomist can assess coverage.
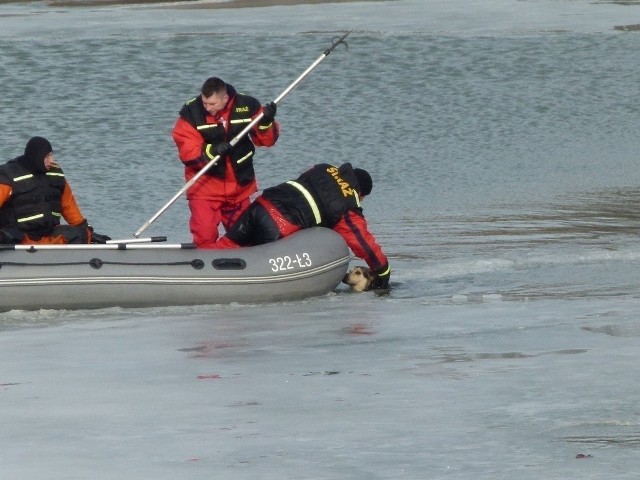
[342,266,378,292]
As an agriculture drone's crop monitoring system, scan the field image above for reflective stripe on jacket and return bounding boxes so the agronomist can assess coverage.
[262,163,362,229]
[261,163,388,271]
[177,85,261,185]
[0,159,66,236]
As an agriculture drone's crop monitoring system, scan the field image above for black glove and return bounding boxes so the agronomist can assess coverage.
[0,226,24,245]
[205,142,232,161]
[91,231,111,244]
[0,230,14,245]
[87,224,111,244]
[261,102,277,124]
[370,265,391,290]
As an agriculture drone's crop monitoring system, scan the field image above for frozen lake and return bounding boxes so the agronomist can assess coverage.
[2,0,640,478]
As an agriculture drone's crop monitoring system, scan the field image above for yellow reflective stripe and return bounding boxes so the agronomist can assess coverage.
[17,212,61,222]
[46,172,65,178]
[258,122,273,130]
[230,118,252,125]
[236,151,253,164]
[17,213,44,223]
[204,144,216,161]
[17,211,61,223]
[13,174,34,182]
[197,124,219,131]
[286,181,322,225]
[378,265,391,276]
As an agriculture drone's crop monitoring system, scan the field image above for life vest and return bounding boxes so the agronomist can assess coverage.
[0,159,66,236]
[178,85,261,185]
[263,163,363,228]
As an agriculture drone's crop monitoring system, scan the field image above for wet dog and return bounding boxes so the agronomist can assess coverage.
[342,266,377,292]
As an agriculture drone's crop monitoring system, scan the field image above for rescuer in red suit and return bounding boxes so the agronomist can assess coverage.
[172,77,280,247]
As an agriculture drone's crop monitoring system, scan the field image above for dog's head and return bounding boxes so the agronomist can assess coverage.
[342,266,377,292]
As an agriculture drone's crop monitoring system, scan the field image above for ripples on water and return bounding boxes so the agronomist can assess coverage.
[0,8,639,304]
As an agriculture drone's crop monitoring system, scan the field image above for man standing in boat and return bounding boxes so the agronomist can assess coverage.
[172,77,279,248]
[213,163,390,290]
[0,137,109,245]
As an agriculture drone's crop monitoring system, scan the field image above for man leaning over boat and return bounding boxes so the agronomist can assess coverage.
[213,162,390,290]
[0,136,110,245]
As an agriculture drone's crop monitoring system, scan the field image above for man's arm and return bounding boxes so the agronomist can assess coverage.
[250,103,280,147]
[0,184,11,208]
[172,116,207,164]
[60,183,86,226]
[333,211,388,272]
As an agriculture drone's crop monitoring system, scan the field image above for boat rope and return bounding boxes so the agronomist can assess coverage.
[0,258,205,270]
[0,261,88,268]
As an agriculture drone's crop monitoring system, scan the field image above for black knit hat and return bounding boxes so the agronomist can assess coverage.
[354,168,372,196]
[20,137,53,173]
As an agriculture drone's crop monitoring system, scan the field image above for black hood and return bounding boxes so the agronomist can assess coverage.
[18,136,52,173]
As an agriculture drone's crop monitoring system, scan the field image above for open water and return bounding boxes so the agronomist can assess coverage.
[2,0,640,478]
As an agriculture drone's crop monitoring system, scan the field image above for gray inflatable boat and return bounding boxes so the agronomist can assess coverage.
[0,227,351,312]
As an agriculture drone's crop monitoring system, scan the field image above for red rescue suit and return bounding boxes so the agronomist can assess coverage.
[171,83,279,246]
[217,163,389,275]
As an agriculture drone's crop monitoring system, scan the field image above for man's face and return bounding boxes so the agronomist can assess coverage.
[44,152,55,170]
[201,91,228,115]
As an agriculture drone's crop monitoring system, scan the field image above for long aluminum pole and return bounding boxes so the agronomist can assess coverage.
[134,32,351,238]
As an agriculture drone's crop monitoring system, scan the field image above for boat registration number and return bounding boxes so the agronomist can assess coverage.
[269,253,313,272]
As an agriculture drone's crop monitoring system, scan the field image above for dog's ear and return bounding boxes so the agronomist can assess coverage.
[363,269,378,291]
[362,268,375,280]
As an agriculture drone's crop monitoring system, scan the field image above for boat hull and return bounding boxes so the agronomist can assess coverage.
[0,228,351,311]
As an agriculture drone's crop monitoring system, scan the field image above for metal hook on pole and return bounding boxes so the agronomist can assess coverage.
[134,31,351,238]
[329,32,349,53]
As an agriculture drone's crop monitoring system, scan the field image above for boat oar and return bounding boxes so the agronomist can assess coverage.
[133,31,351,238]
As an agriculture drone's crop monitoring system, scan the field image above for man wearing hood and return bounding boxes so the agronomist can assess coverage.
[213,163,390,290]
[0,137,107,244]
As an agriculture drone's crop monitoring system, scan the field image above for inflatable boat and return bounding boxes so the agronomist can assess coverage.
[0,228,351,312]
